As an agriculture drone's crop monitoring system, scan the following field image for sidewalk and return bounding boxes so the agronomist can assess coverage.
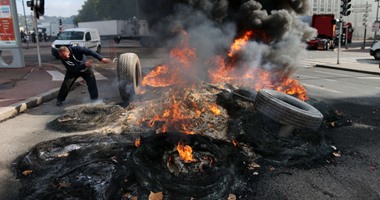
[314,47,380,75]
[0,63,63,122]
[0,47,379,122]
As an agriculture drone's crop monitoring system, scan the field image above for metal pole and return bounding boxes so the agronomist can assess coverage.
[375,0,379,42]
[363,25,367,48]
[337,17,342,64]
[32,9,42,67]
[362,2,369,49]
[136,0,139,18]
[345,23,348,49]
[21,0,29,48]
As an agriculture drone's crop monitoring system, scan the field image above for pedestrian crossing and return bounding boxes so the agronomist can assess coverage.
[46,69,108,81]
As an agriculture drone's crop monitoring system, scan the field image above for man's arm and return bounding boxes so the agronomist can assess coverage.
[75,46,103,60]
[76,46,111,64]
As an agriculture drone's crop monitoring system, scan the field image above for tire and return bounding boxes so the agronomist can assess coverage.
[117,53,142,102]
[114,35,121,44]
[254,89,323,131]
[374,50,380,60]
[329,42,335,49]
[96,45,101,54]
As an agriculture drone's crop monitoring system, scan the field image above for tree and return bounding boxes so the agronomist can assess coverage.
[74,0,138,24]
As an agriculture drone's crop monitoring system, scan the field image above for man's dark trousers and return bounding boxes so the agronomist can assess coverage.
[57,68,98,101]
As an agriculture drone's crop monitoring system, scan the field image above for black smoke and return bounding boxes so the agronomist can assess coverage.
[139,0,315,82]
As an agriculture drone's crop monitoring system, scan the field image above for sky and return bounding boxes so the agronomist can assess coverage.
[15,0,86,17]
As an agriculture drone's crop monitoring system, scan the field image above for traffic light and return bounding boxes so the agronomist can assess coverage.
[26,0,45,19]
[340,0,352,16]
[59,19,62,33]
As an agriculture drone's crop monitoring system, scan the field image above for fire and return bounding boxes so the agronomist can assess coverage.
[137,29,309,134]
[208,104,221,116]
[276,78,308,101]
[208,30,309,101]
[209,64,308,101]
[142,65,178,87]
[135,138,141,147]
[228,31,253,57]
[177,141,196,163]
[137,88,214,134]
[142,30,197,88]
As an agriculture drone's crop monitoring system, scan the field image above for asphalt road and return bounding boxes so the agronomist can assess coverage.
[0,41,379,199]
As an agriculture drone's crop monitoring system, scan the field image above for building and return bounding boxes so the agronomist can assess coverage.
[306,0,378,40]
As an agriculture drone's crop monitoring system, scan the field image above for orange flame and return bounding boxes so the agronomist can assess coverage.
[208,104,221,116]
[177,141,196,163]
[142,31,197,88]
[142,65,179,87]
[208,30,309,101]
[135,138,141,147]
[136,30,309,134]
[228,31,253,57]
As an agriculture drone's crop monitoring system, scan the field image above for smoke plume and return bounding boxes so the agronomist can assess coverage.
[139,0,315,81]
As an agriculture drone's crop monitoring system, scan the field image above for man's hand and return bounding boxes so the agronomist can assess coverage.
[85,60,93,68]
[101,58,111,64]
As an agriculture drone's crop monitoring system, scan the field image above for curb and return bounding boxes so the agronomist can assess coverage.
[314,64,380,76]
[0,88,60,122]
[0,62,65,122]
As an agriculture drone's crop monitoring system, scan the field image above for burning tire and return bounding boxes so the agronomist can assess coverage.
[117,53,142,102]
[254,89,323,131]
[131,133,235,199]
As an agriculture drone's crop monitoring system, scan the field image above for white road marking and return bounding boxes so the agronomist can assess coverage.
[322,79,338,82]
[0,99,13,102]
[93,69,108,80]
[355,76,380,80]
[302,83,343,94]
[376,87,380,90]
[46,70,65,81]
[46,69,108,81]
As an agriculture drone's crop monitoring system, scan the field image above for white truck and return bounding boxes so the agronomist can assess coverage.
[78,19,156,47]
[38,22,75,40]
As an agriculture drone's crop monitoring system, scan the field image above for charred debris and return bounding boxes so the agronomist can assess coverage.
[13,83,350,200]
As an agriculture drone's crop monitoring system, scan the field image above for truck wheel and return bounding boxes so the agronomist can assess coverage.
[117,53,142,103]
[254,89,324,131]
[374,51,380,60]
[324,42,329,50]
[113,36,121,44]
[96,45,101,54]
[329,42,335,49]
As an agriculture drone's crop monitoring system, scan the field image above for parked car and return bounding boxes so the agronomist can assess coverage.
[51,28,101,59]
[370,41,380,60]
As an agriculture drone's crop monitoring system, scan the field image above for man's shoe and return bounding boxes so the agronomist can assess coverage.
[56,101,63,106]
